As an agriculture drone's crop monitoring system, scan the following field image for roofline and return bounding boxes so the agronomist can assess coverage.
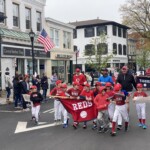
[71,21,130,29]
[45,17,75,29]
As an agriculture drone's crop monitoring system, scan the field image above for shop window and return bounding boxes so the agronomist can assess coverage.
[84,27,95,37]
[25,8,31,29]
[97,43,108,55]
[118,44,122,55]
[113,43,117,54]
[112,25,117,36]
[85,44,95,56]
[13,3,19,27]
[97,26,107,36]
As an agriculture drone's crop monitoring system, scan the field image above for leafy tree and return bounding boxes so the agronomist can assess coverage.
[84,32,113,72]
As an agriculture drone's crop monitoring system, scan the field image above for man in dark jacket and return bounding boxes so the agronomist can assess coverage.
[117,66,136,92]
[41,73,48,101]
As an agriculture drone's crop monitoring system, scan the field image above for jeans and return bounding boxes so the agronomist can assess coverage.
[14,94,21,107]
[6,87,11,99]
[43,89,47,100]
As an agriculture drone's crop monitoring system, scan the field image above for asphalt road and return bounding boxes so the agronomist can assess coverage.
[1,98,150,150]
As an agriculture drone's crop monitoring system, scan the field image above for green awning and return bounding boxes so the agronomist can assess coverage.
[0,28,38,41]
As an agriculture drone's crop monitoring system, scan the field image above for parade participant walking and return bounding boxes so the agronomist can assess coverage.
[41,73,48,101]
[94,86,109,133]
[5,72,12,104]
[30,85,43,125]
[111,84,129,136]
[98,68,114,86]
[133,83,148,129]
[73,68,87,91]
[50,80,63,125]
[79,83,94,129]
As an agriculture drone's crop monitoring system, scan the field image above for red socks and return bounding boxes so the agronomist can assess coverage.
[142,119,146,124]
[112,122,116,133]
[139,119,142,123]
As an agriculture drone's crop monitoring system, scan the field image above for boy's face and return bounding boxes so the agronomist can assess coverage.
[74,85,79,90]
[102,90,105,95]
[85,86,90,91]
[106,87,110,90]
[96,85,100,90]
[32,88,37,92]
[58,83,62,87]
[137,87,142,92]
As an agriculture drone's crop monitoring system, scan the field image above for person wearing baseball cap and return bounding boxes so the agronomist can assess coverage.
[72,68,87,91]
[98,68,114,86]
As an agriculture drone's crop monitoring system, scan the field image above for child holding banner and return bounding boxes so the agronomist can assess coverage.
[133,83,148,129]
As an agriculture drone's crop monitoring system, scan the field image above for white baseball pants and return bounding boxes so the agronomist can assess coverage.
[136,103,146,119]
[60,103,68,124]
[32,105,41,122]
[54,100,62,120]
[113,104,129,123]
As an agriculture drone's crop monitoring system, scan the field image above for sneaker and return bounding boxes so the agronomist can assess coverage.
[117,125,122,131]
[54,120,57,125]
[73,122,78,129]
[83,124,87,129]
[138,123,143,127]
[98,127,104,133]
[35,121,38,125]
[109,122,112,128]
[110,132,116,136]
[92,125,97,130]
[31,116,36,121]
[63,124,68,128]
[142,125,147,129]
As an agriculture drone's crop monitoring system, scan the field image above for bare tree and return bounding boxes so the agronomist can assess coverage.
[120,0,150,39]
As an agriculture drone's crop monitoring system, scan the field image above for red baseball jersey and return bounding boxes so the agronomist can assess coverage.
[67,88,81,97]
[133,91,148,97]
[113,92,125,105]
[50,87,64,96]
[73,73,86,85]
[80,90,94,101]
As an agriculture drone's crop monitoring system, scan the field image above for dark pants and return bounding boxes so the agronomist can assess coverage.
[43,89,47,100]
[91,78,94,87]
[6,87,11,99]
[14,94,21,107]
[21,95,27,109]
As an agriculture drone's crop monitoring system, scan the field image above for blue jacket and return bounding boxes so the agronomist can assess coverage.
[98,75,114,86]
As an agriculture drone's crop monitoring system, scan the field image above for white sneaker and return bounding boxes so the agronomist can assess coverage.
[109,122,112,128]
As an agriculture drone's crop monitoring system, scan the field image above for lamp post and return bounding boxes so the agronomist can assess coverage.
[29,29,35,75]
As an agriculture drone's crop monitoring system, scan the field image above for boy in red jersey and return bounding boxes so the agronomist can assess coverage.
[79,83,94,129]
[72,68,87,91]
[111,84,129,136]
[94,87,110,133]
[50,80,63,125]
[133,83,148,129]
[67,82,81,98]
[30,86,43,125]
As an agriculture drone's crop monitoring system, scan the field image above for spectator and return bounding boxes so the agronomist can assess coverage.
[98,68,114,86]
[5,72,12,104]
[90,72,94,87]
[50,72,58,91]
[41,73,48,101]
[35,75,41,93]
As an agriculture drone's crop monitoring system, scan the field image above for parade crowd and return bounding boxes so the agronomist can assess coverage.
[4,66,149,136]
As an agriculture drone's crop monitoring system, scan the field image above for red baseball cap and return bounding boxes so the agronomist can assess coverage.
[30,85,37,89]
[76,68,80,72]
[105,82,112,87]
[137,83,143,88]
[95,82,101,86]
[122,66,128,70]
[61,83,67,88]
[99,87,106,93]
[56,80,62,85]
[114,84,122,91]
[85,83,90,87]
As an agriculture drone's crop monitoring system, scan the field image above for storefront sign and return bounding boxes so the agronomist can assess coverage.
[56,54,72,59]
[25,49,50,58]
[3,47,24,56]
[136,76,150,88]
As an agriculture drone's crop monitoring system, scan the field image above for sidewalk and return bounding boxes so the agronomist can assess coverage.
[0,97,13,105]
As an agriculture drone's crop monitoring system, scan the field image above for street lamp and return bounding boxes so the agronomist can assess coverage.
[29,29,35,75]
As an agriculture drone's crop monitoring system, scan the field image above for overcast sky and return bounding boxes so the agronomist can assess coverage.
[45,0,126,23]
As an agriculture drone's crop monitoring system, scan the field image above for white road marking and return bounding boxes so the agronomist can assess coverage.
[49,110,54,113]
[15,121,58,134]
[43,108,54,113]
[0,110,22,113]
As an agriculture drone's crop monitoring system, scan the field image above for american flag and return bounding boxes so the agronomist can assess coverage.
[37,29,55,52]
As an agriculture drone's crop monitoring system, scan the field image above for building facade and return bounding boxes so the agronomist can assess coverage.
[70,19,130,72]
[0,0,48,89]
[45,18,75,82]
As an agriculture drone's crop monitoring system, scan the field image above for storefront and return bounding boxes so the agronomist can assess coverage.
[1,45,50,89]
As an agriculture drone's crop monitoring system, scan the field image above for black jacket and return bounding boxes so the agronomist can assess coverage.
[20,81,29,94]
[117,73,136,92]
[30,92,43,105]
[41,76,48,90]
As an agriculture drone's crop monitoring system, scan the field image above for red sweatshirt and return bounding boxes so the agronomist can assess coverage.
[73,73,86,85]
[67,88,81,97]
[50,87,63,96]
[94,93,109,111]
[80,90,94,101]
